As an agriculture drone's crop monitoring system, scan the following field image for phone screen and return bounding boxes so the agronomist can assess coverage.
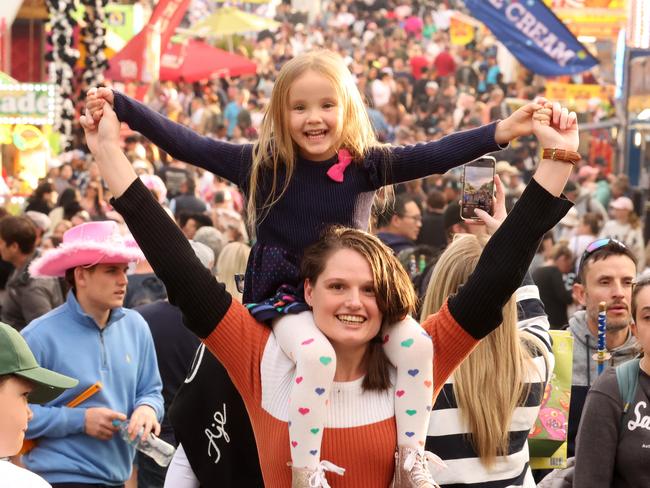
[461,157,495,220]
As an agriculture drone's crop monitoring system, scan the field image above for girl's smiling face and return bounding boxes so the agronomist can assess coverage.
[287,70,343,161]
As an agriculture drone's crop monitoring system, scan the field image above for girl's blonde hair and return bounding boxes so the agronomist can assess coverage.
[216,242,251,303]
[248,50,382,229]
[419,234,546,468]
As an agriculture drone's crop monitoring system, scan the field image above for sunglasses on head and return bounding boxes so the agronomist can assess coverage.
[234,273,245,294]
[578,238,628,275]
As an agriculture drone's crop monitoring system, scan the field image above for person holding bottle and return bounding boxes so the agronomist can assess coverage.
[20,221,164,488]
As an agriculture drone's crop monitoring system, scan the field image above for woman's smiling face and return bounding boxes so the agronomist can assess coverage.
[304,248,382,352]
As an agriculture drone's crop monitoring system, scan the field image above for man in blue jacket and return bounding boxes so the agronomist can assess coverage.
[21,221,164,488]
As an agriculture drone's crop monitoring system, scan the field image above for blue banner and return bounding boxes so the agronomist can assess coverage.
[464,0,598,76]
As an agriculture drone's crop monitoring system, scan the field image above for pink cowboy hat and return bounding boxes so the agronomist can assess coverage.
[30,221,144,278]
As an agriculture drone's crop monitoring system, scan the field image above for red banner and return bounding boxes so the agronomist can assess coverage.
[105,0,190,83]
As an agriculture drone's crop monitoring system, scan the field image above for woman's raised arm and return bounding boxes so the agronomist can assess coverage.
[85,88,250,186]
[446,103,577,340]
[81,105,230,337]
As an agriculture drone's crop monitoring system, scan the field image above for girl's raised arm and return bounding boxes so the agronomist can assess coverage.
[377,101,544,186]
[86,88,250,186]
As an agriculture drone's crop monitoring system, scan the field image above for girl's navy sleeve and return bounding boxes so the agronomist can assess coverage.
[113,91,252,186]
[370,122,506,187]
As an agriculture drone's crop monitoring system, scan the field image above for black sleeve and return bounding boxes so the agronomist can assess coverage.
[111,179,229,338]
[448,178,573,339]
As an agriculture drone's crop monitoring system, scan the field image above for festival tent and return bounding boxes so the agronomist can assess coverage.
[160,39,257,82]
[184,6,280,38]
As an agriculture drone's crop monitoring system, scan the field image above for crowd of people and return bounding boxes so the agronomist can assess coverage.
[0,1,648,487]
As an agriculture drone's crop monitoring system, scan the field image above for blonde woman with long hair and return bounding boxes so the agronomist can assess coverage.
[86,55,559,486]
[421,186,553,488]
[216,242,251,303]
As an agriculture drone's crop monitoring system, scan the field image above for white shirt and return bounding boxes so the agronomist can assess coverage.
[371,79,392,108]
[0,460,51,487]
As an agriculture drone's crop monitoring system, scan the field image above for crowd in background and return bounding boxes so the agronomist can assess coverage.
[1,1,648,487]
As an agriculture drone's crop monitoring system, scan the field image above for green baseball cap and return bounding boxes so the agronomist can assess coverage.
[0,323,78,404]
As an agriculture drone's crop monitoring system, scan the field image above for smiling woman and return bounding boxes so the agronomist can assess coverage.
[85,52,579,487]
[299,228,415,387]
[107,165,574,486]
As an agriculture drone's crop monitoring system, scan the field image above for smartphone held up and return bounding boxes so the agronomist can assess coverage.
[460,156,496,221]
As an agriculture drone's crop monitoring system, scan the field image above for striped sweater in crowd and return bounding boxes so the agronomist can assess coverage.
[426,280,555,488]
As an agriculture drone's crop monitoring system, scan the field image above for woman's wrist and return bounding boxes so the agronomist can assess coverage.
[533,158,574,197]
[494,119,512,145]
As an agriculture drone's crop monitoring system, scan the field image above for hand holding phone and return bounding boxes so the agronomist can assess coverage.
[461,156,496,221]
[474,174,508,236]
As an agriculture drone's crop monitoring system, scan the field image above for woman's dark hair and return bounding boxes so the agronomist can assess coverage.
[31,182,53,201]
[63,201,83,221]
[301,226,417,391]
[57,188,79,208]
[632,275,650,322]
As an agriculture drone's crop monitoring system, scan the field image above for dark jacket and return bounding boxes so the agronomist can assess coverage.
[566,311,639,457]
[532,265,573,328]
[376,231,415,255]
[2,253,64,330]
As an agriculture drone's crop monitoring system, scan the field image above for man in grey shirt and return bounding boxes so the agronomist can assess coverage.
[566,239,640,456]
[0,216,63,330]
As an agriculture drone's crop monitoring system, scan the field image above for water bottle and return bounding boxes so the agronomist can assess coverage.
[409,254,417,278]
[418,254,427,273]
[112,419,175,467]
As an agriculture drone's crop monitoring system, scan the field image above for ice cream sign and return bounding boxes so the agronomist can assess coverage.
[463,0,599,76]
[0,84,57,125]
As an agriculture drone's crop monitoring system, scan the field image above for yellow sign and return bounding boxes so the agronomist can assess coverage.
[0,124,49,151]
[545,82,615,111]
[0,124,51,190]
[544,0,624,6]
[543,0,627,39]
[546,82,614,100]
[450,16,475,46]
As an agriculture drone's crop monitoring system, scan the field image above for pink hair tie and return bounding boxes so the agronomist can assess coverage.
[326,149,353,183]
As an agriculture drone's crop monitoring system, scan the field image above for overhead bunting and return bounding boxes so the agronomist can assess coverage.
[464,0,599,76]
[45,0,79,151]
[80,0,109,86]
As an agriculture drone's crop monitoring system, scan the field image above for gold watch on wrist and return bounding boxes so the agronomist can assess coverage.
[542,148,580,165]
